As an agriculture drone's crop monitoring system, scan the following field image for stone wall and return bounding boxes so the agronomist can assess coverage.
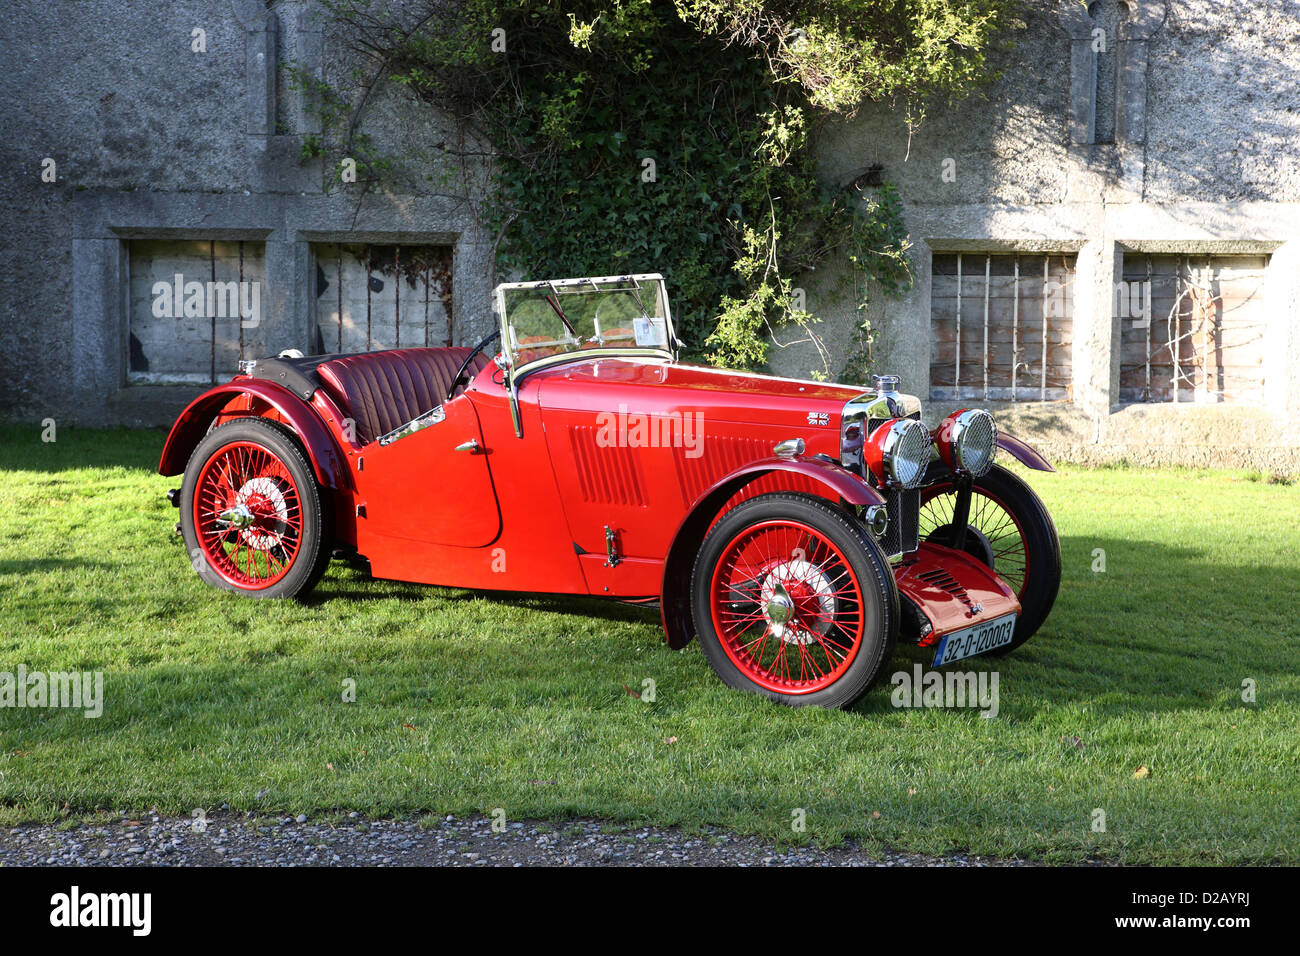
[2,0,1298,475]
[769,0,1300,474]
[0,0,496,428]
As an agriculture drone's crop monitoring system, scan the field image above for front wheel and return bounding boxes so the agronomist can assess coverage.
[690,493,898,709]
[179,417,333,599]
[918,462,1060,654]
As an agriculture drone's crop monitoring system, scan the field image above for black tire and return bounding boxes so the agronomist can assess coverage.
[179,417,333,600]
[690,492,898,709]
[919,462,1061,654]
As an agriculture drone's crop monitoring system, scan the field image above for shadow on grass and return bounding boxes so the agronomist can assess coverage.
[299,532,1291,725]
[309,570,661,627]
[0,558,110,575]
[858,534,1295,720]
[0,425,165,473]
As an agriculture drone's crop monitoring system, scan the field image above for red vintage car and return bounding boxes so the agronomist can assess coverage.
[160,273,1060,708]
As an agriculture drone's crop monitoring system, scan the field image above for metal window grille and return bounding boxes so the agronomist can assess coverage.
[1119,254,1269,404]
[313,243,454,354]
[930,253,1076,402]
[127,239,264,385]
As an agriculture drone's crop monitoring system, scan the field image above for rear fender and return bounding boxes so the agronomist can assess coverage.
[659,456,886,649]
[158,379,349,490]
[996,432,1055,472]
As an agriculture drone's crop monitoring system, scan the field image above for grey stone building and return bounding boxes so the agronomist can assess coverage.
[2,0,1299,474]
[0,0,497,429]
[772,0,1300,473]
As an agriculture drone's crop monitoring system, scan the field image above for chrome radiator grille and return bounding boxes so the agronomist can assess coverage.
[866,409,922,433]
[882,486,920,557]
[866,410,922,557]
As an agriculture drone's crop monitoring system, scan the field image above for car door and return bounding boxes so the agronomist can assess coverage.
[354,395,502,548]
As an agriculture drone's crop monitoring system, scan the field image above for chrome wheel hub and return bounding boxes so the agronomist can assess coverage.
[217,503,256,530]
[759,560,836,645]
[763,581,796,641]
[232,477,289,549]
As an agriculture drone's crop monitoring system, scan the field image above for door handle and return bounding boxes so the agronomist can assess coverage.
[454,440,481,453]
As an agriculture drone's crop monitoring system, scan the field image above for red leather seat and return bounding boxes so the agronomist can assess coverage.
[316,347,490,444]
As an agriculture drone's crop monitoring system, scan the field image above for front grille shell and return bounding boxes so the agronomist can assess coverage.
[881,486,921,557]
[844,404,925,558]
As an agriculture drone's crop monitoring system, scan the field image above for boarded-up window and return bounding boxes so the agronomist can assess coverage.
[931,254,1075,402]
[1119,255,1268,404]
[313,244,454,354]
[128,240,266,384]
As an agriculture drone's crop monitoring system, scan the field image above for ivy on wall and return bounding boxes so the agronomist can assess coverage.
[306,0,1022,378]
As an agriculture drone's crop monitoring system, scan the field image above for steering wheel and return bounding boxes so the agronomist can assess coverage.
[446,329,502,401]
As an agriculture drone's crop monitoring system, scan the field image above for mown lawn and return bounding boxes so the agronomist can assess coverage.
[0,423,1297,863]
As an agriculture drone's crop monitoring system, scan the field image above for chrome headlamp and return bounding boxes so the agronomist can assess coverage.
[867,418,931,490]
[936,409,998,477]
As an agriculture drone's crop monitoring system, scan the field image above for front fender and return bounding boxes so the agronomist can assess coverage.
[659,456,885,649]
[158,379,348,490]
[997,431,1055,472]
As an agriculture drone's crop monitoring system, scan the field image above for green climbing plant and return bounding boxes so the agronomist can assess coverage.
[306,0,1022,377]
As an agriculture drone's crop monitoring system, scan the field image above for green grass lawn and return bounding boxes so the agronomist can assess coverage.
[1,423,1298,863]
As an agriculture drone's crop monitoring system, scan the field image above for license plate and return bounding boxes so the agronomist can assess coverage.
[932,613,1018,666]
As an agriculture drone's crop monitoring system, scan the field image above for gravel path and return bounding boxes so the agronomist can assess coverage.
[0,812,1044,867]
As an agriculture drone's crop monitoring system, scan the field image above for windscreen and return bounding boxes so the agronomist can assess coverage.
[498,276,671,368]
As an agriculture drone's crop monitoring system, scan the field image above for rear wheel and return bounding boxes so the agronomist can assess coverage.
[690,493,898,709]
[918,462,1060,653]
[180,418,333,599]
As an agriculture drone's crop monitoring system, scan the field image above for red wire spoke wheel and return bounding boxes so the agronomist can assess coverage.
[194,441,304,588]
[919,481,1030,597]
[691,493,897,709]
[710,520,863,694]
[917,462,1061,654]
[179,418,333,599]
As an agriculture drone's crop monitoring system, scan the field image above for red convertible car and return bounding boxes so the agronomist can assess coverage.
[160,273,1060,708]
